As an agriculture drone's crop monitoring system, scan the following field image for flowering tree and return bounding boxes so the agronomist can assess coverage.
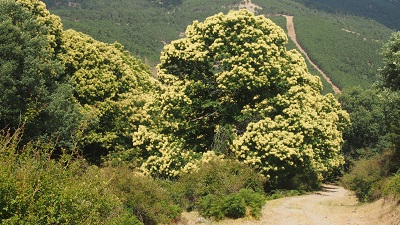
[150,10,349,185]
[59,29,156,157]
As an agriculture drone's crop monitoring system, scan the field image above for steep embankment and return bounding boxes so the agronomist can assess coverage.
[180,184,400,225]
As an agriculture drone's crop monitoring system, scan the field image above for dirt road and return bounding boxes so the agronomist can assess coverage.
[180,184,400,225]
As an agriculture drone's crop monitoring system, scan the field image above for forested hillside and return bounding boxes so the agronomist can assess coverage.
[292,0,400,30]
[42,0,395,91]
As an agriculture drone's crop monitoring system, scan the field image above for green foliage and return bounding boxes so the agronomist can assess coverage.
[234,188,266,218]
[383,172,400,199]
[340,149,399,202]
[197,194,224,220]
[379,32,400,91]
[0,0,79,146]
[0,129,139,224]
[197,189,265,220]
[339,87,390,160]
[338,86,400,169]
[109,167,182,225]
[175,160,265,209]
[58,29,156,160]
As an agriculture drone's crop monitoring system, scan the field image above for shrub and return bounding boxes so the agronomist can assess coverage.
[197,189,266,220]
[109,167,182,225]
[221,193,247,219]
[175,159,265,220]
[176,159,265,211]
[340,150,395,202]
[237,189,266,219]
[0,129,136,224]
[197,194,224,220]
[383,172,400,200]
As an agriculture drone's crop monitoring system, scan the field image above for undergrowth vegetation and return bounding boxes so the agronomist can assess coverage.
[338,32,400,203]
[0,129,141,224]
[0,128,268,223]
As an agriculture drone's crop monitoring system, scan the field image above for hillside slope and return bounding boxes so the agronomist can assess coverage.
[43,0,394,91]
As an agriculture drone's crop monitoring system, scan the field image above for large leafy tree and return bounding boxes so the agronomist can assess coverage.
[148,10,349,186]
[58,29,156,160]
[0,0,79,144]
[378,32,400,152]
[1,0,157,159]
[338,87,396,161]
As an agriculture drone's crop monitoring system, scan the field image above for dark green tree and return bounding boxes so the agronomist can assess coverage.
[338,87,391,161]
[379,32,400,91]
[0,0,79,145]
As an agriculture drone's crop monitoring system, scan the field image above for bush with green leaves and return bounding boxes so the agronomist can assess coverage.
[175,159,264,209]
[340,149,398,202]
[383,171,400,199]
[198,189,265,220]
[108,167,182,225]
[171,159,265,220]
[0,129,141,224]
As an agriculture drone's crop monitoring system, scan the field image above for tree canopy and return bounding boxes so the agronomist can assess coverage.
[0,0,157,158]
[137,10,349,187]
[0,0,72,142]
[380,32,400,91]
[58,29,156,159]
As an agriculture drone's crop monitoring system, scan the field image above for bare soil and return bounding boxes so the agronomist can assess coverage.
[178,184,400,225]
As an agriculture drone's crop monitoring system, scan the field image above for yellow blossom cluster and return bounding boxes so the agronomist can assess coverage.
[58,29,157,153]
